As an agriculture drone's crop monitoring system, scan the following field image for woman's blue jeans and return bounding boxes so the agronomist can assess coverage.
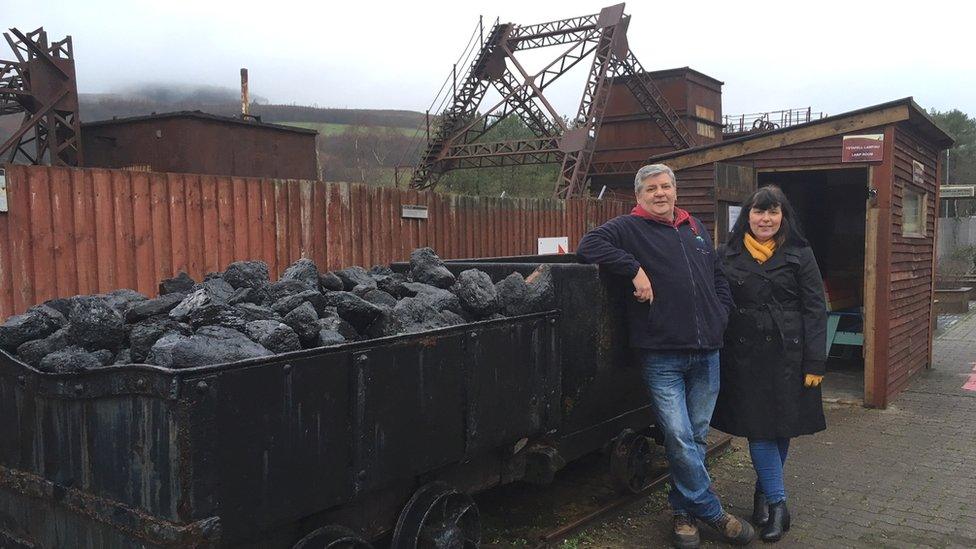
[638,350,723,522]
[748,438,790,503]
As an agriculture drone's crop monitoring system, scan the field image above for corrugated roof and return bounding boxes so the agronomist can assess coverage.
[650,97,954,168]
[82,110,318,135]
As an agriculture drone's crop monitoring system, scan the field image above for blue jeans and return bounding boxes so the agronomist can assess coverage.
[749,438,790,503]
[638,350,723,521]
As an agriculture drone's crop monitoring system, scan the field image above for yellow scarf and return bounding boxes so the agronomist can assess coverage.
[744,232,777,264]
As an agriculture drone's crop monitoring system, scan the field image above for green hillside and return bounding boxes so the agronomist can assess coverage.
[283,121,420,137]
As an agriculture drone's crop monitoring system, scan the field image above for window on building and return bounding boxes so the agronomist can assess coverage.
[695,105,715,121]
[695,105,716,138]
[902,188,927,237]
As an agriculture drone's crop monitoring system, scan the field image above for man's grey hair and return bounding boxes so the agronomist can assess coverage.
[634,164,676,193]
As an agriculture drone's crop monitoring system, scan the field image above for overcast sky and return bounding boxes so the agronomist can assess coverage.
[4,0,974,120]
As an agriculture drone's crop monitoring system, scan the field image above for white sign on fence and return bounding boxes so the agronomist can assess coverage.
[0,168,7,213]
[538,236,568,255]
[401,205,429,219]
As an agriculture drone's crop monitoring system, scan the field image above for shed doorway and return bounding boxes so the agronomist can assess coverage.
[757,167,871,403]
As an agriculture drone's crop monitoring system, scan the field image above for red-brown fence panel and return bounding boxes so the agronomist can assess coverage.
[0,165,631,319]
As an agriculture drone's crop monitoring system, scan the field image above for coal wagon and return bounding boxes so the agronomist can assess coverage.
[0,256,654,548]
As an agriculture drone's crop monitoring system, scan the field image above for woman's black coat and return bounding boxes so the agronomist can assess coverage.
[711,243,828,439]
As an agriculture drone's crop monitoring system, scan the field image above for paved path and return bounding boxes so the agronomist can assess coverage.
[577,308,976,548]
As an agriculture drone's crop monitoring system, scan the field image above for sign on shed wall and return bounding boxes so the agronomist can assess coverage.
[842,134,884,162]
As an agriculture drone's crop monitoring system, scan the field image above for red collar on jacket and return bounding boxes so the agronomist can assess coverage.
[631,204,694,230]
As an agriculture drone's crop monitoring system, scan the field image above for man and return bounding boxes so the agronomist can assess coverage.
[577,164,753,548]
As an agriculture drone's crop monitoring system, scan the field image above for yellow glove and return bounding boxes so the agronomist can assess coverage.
[804,374,823,388]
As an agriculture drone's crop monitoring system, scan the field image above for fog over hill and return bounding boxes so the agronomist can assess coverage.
[1,83,427,148]
[77,84,425,128]
[0,83,557,198]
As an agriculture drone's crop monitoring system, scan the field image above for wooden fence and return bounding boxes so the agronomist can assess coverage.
[0,165,632,319]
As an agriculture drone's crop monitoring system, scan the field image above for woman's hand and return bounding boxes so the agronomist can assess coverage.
[804,374,823,388]
[632,267,654,303]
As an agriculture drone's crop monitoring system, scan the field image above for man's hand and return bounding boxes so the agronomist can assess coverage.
[632,267,654,303]
[804,374,823,388]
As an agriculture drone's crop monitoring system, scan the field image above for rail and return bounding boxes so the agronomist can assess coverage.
[722,107,825,134]
[397,15,501,175]
[534,434,732,547]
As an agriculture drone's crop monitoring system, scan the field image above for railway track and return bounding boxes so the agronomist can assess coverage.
[537,434,732,547]
[477,433,733,548]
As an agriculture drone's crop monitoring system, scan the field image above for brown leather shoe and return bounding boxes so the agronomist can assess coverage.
[671,514,700,549]
[704,512,755,545]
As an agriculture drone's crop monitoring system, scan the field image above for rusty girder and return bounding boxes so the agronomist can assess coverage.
[506,14,601,51]
[409,3,694,197]
[440,137,562,169]
[447,35,599,149]
[554,5,628,199]
[409,23,511,187]
[614,51,696,150]
[0,27,83,167]
[409,20,601,190]
[587,159,646,176]
[490,70,561,139]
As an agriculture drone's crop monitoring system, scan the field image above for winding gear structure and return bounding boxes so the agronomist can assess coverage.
[408,3,695,199]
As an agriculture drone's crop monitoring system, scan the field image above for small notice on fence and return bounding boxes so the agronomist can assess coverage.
[0,168,7,213]
[538,237,568,255]
[401,205,428,219]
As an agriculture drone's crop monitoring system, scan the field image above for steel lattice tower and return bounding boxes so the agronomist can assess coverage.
[408,4,695,198]
[0,27,83,166]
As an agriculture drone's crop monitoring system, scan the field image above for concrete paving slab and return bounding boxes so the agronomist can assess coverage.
[574,307,976,548]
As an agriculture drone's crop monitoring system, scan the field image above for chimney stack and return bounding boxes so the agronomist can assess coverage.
[240,68,249,117]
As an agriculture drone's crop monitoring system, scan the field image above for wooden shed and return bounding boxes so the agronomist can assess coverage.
[81,111,319,180]
[642,98,954,408]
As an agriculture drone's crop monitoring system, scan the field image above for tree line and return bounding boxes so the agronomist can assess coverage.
[318,114,559,198]
[929,109,975,184]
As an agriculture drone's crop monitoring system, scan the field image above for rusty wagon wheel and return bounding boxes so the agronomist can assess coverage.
[292,525,373,549]
[609,428,653,494]
[390,481,480,549]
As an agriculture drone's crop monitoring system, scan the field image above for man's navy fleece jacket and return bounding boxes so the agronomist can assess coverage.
[577,210,734,351]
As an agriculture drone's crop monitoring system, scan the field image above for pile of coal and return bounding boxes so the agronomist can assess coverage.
[0,248,554,372]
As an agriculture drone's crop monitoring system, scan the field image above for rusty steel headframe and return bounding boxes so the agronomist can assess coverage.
[408,3,695,198]
[0,27,83,167]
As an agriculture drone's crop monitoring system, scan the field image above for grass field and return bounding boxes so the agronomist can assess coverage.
[282,121,421,137]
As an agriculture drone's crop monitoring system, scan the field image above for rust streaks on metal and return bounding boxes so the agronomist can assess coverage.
[0,464,221,546]
[0,27,83,167]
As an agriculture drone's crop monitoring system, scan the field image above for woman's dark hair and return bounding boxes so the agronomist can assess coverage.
[728,185,809,249]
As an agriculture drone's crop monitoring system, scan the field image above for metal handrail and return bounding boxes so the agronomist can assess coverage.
[722,107,825,134]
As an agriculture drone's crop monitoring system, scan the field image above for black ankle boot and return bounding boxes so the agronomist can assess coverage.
[752,490,769,527]
[761,501,790,542]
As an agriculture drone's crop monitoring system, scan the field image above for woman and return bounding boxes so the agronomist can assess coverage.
[711,185,827,543]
